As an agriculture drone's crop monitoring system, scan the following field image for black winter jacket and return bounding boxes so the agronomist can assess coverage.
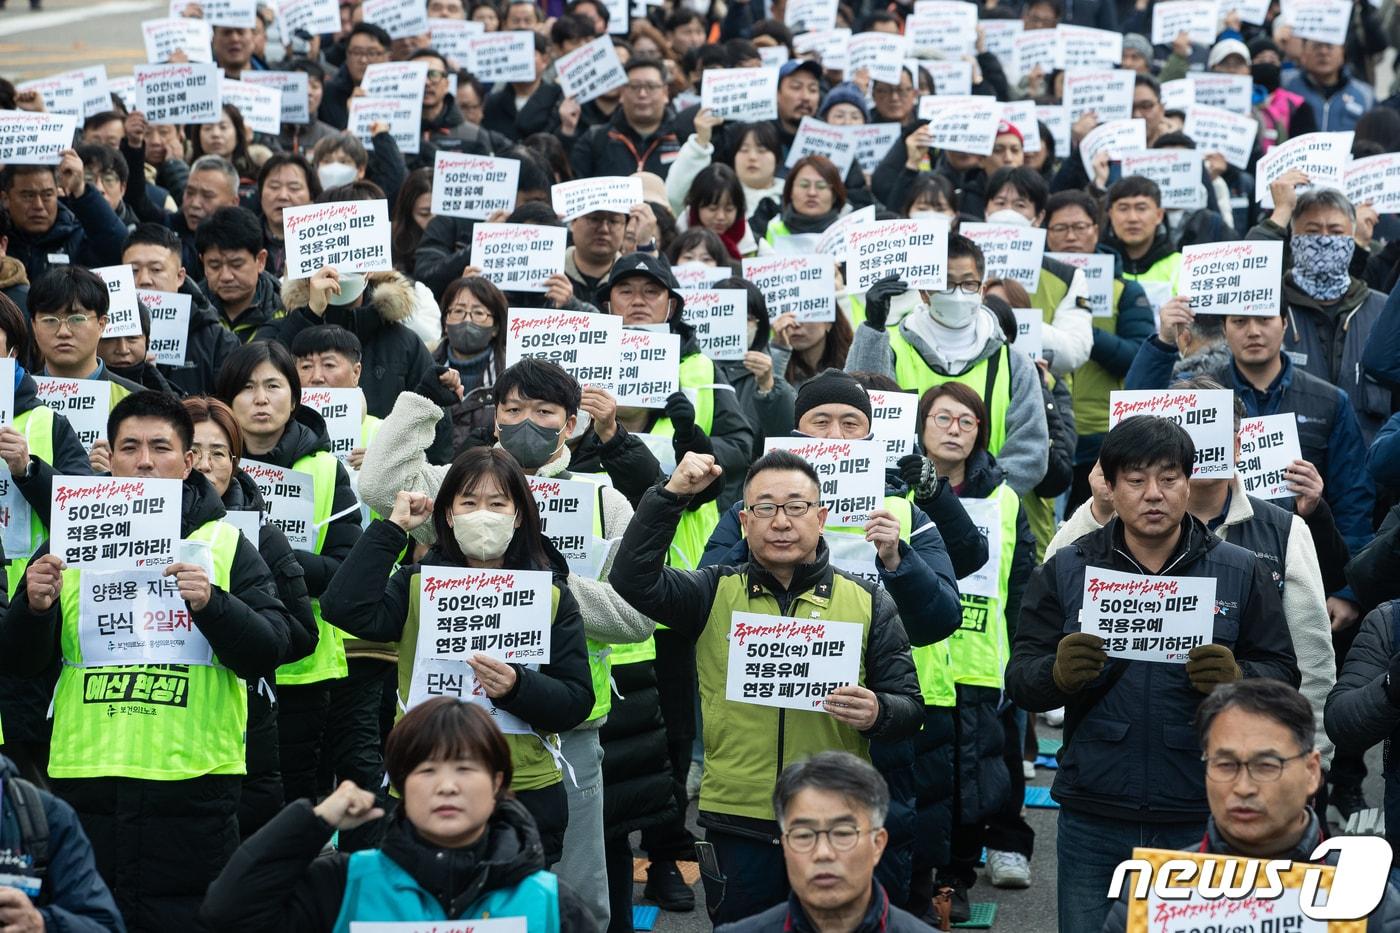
[6,188,128,285]
[482,81,563,141]
[158,280,242,396]
[717,882,930,933]
[570,109,682,178]
[599,657,680,837]
[203,270,287,344]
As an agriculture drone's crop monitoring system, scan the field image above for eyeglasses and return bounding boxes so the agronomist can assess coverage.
[795,180,831,192]
[347,46,388,60]
[746,500,818,519]
[625,81,665,93]
[1048,221,1095,236]
[448,306,495,325]
[10,188,56,203]
[937,282,982,296]
[783,824,871,853]
[928,411,979,432]
[581,213,625,227]
[1203,752,1308,783]
[35,313,94,330]
[426,69,449,81]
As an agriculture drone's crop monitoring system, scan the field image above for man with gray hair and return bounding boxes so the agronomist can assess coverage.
[171,155,242,276]
[718,751,931,932]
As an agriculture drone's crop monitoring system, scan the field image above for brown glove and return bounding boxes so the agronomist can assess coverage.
[1052,633,1108,694]
[1185,643,1242,695]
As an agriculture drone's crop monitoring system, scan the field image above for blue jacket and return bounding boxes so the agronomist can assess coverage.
[1283,67,1375,132]
[0,756,125,933]
[1368,412,1400,488]
[5,187,128,286]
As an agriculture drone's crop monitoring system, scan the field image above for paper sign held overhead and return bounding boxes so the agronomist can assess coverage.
[93,264,142,339]
[19,67,109,120]
[793,29,851,72]
[1108,389,1235,478]
[1046,251,1115,317]
[348,96,422,155]
[1079,118,1147,177]
[1012,307,1044,361]
[764,437,886,527]
[1286,0,1351,44]
[1345,151,1400,213]
[1191,72,1253,114]
[961,223,1045,293]
[918,96,1002,156]
[282,199,393,279]
[1064,68,1136,123]
[1181,240,1283,316]
[1182,103,1258,169]
[219,79,282,135]
[701,67,780,123]
[785,117,856,176]
[300,387,361,463]
[467,31,537,83]
[278,0,341,36]
[360,61,429,103]
[1254,131,1353,208]
[195,0,258,26]
[0,111,76,165]
[785,0,839,32]
[141,17,214,63]
[139,290,193,366]
[554,35,628,104]
[529,477,604,578]
[362,0,429,38]
[240,460,316,547]
[614,330,680,409]
[1058,24,1122,68]
[469,223,564,293]
[867,389,918,468]
[551,175,643,222]
[846,217,950,293]
[429,17,486,67]
[1120,148,1207,210]
[1151,0,1221,45]
[134,62,221,125]
[681,289,748,361]
[848,32,908,85]
[241,70,311,125]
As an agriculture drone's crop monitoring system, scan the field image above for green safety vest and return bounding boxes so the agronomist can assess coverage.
[402,578,566,792]
[763,218,791,247]
[558,472,612,722]
[889,336,1013,455]
[696,572,874,820]
[50,520,246,780]
[1071,278,1129,437]
[5,405,55,598]
[275,450,348,685]
[947,484,1019,689]
[345,415,398,663]
[1121,251,1183,293]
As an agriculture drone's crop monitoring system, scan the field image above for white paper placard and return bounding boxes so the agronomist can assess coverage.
[469,220,564,288]
[764,437,886,526]
[917,96,1002,156]
[141,17,214,63]
[785,0,839,32]
[1000,100,1041,154]
[701,67,780,123]
[1230,0,1272,23]
[1064,68,1135,123]
[742,255,835,322]
[434,153,520,220]
[681,288,748,361]
[138,289,192,366]
[849,32,908,85]
[300,387,360,462]
[615,330,680,409]
[1238,414,1302,499]
[846,217,950,293]
[1080,566,1216,663]
[758,45,791,67]
[1013,28,1063,78]
[134,62,221,125]
[785,117,856,176]
[1181,240,1283,316]
[33,378,111,452]
[505,307,622,391]
[905,4,977,56]
[850,123,903,175]
[1287,0,1350,44]
[0,465,33,559]
[240,459,316,547]
[550,175,643,221]
[78,567,213,667]
[1254,131,1352,208]
[0,111,76,166]
[825,531,881,585]
[283,199,393,279]
[867,389,917,468]
[1046,251,1114,317]
[792,29,851,72]
[956,496,1003,599]
[1151,0,1220,46]
[980,20,1024,64]
[467,31,536,83]
[555,35,627,104]
[529,476,602,576]
[219,79,282,134]
[348,96,422,155]
[360,61,429,103]
[1161,77,1196,112]
[51,476,182,571]
[673,262,729,288]
[1058,24,1122,68]
[1345,151,1400,213]
[108,76,137,112]
[93,264,142,339]
[814,205,876,259]
[1109,388,1235,478]
[241,70,310,125]
[1120,148,1207,210]
[416,567,552,663]
[1183,103,1259,169]
[960,223,1045,293]
[1191,72,1253,114]
[278,0,341,36]
[19,67,109,120]
[200,0,259,26]
[1037,104,1071,159]
[920,59,973,97]
[725,611,863,711]
[1012,307,1044,361]
[0,359,15,428]
[362,0,430,38]
[429,16,486,67]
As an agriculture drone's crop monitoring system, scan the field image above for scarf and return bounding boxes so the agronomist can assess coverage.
[688,203,746,260]
[779,204,841,235]
[1290,234,1354,302]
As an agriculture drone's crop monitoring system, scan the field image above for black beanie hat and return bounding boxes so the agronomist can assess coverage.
[793,368,873,427]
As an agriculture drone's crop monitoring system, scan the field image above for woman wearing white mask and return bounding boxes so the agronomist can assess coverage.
[309,129,407,218]
[321,446,594,868]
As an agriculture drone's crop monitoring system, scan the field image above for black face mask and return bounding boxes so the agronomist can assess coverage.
[1252,62,1281,92]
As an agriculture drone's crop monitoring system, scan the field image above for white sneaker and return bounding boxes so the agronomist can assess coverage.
[1042,707,1065,727]
[685,760,702,800]
[1022,760,1036,780]
[987,850,1031,889]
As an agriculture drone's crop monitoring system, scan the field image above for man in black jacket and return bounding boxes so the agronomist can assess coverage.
[319,22,393,129]
[482,32,562,141]
[571,58,681,178]
[0,156,128,286]
[1006,414,1297,933]
[407,48,512,169]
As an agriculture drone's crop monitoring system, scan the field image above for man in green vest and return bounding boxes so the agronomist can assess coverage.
[1103,175,1184,290]
[0,390,295,931]
[609,448,923,925]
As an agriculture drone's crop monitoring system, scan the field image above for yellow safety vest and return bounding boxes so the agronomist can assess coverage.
[948,484,1020,689]
[889,337,1013,455]
[275,450,348,685]
[559,471,613,722]
[5,405,55,597]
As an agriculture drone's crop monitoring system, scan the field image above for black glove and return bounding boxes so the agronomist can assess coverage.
[664,390,698,440]
[414,365,461,407]
[897,453,939,502]
[863,274,907,330]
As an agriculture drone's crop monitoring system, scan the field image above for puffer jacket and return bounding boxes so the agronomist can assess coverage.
[0,255,28,314]
[5,187,128,284]
[202,270,287,344]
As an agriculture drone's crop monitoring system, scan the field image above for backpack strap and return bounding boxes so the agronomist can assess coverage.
[6,777,48,877]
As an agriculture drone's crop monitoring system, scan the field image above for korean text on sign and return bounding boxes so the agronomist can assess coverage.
[282,200,393,279]
[0,111,77,166]
[1080,567,1216,663]
[845,217,949,292]
[469,223,565,293]
[139,289,193,366]
[300,387,360,463]
[433,153,520,220]
[867,389,917,468]
[50,476,182,572]
[1237,414,1302,500]
[505,308,622,392]
[33,377,110,452]
[726,612,863,712]
[1108,389,1235,479]
[764,437,885,527]
[529,476,602,578]
[78,568,214,668]
[240,459,316,547]
[681,288,748,361]
[614,329,680,409]
[1181,240,1283,317]
[701,67,780,122]
[741,255,835,323]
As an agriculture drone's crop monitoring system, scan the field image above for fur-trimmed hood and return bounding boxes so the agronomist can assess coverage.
[281,270,417,325]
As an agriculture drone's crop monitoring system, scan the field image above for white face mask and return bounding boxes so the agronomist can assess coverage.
[985,208,1032,227]
[317,162,358,189]
[908,209,942,219]
[452,510,517,562]
[929,291,981,329]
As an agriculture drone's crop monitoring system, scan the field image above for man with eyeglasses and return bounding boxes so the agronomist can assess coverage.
[0,157,128,287]
[718,751,933,932]
[609,447,922,925]
[572,59,680,177]
[407,49,511,169]
[564,202,658,307]
[319,22,393,130]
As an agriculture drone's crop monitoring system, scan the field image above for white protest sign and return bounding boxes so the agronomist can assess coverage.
[849,32,908,85]
[241,70,311,125]
[764,437,886,526]
[550,175,643,222]
[918,96,1001,156]
[1144,882,1327,933]
[961,223,1045,293]
[1013,29,1063,77]
[1037,104,1071,158]
[361,61,429,103]
[529,476,603,577]
[429,16,486,67]
[673,262,729,288]
[283,200,392,279]
[615,330,680,409]
[867,389,917,468]
[785,117,856,176]
[138,290,192,366]
[906,4,977,55]
[1238,414,1302,500]
[1346,151,1400,213]
[1254,132,1352,208]
[1109,389,1235,478]
[1080,567,1216,663]
[348,96,421,155]
[0,464,32,559]
[1183,104,1259,169]
[1162,77,1196,112]
[1012,307,1044,361]
[0,111,76,166]
[920,59,973,97]
[602,0,628,34]
[1181,240,1283,316]
[33,378,110,452]
[467,31,536,83]
[824,532,881,585]
[134,62,221,124]
[93,265,142,339]
[50,476,182,571]
[793,29,851,72]
[1287,0,1350,44]
[19,67,109,119]
[1152,0,1220,45]
[1064,68,1135,123]
[219,79,282,135]
[849,123,903,175]
[240,459,316,547]
[785,0,839,32]
[1230,0,1272,21]
[300,387,360,463]
[506,308,622,391]
[681,288,748,361]
[1120,148,1206,210]
[980,19,1024,64]
[362,0,430,38]
[814,205,876,259]
[142,18,214,63]
[741,255,835,322]
[278,0,341,35]
[1058,24,1122,68]
[725,612,863,711]
[78,568,213,667]
[351,922,526,933]
[758,45,791,67]
[1192,73,1253,114]
[0,359,14,429]
[846,217,949,293]
[434,153,519,220]
[701,67,780,122]
[201,0,259,26]
[1046,251,1114,317]
[1001,100,1041,154]
[555,35,627,104]
[957,496,1003,600]
[108,76,137,112]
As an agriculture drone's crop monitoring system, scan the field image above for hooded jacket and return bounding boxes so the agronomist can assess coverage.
[197,797,597,931]
[0,255,29,313]
[5,186,128,285]
[482,80,563,141]
[203,269,286,344]
[571,108,682,179]
[156,279,243,396]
